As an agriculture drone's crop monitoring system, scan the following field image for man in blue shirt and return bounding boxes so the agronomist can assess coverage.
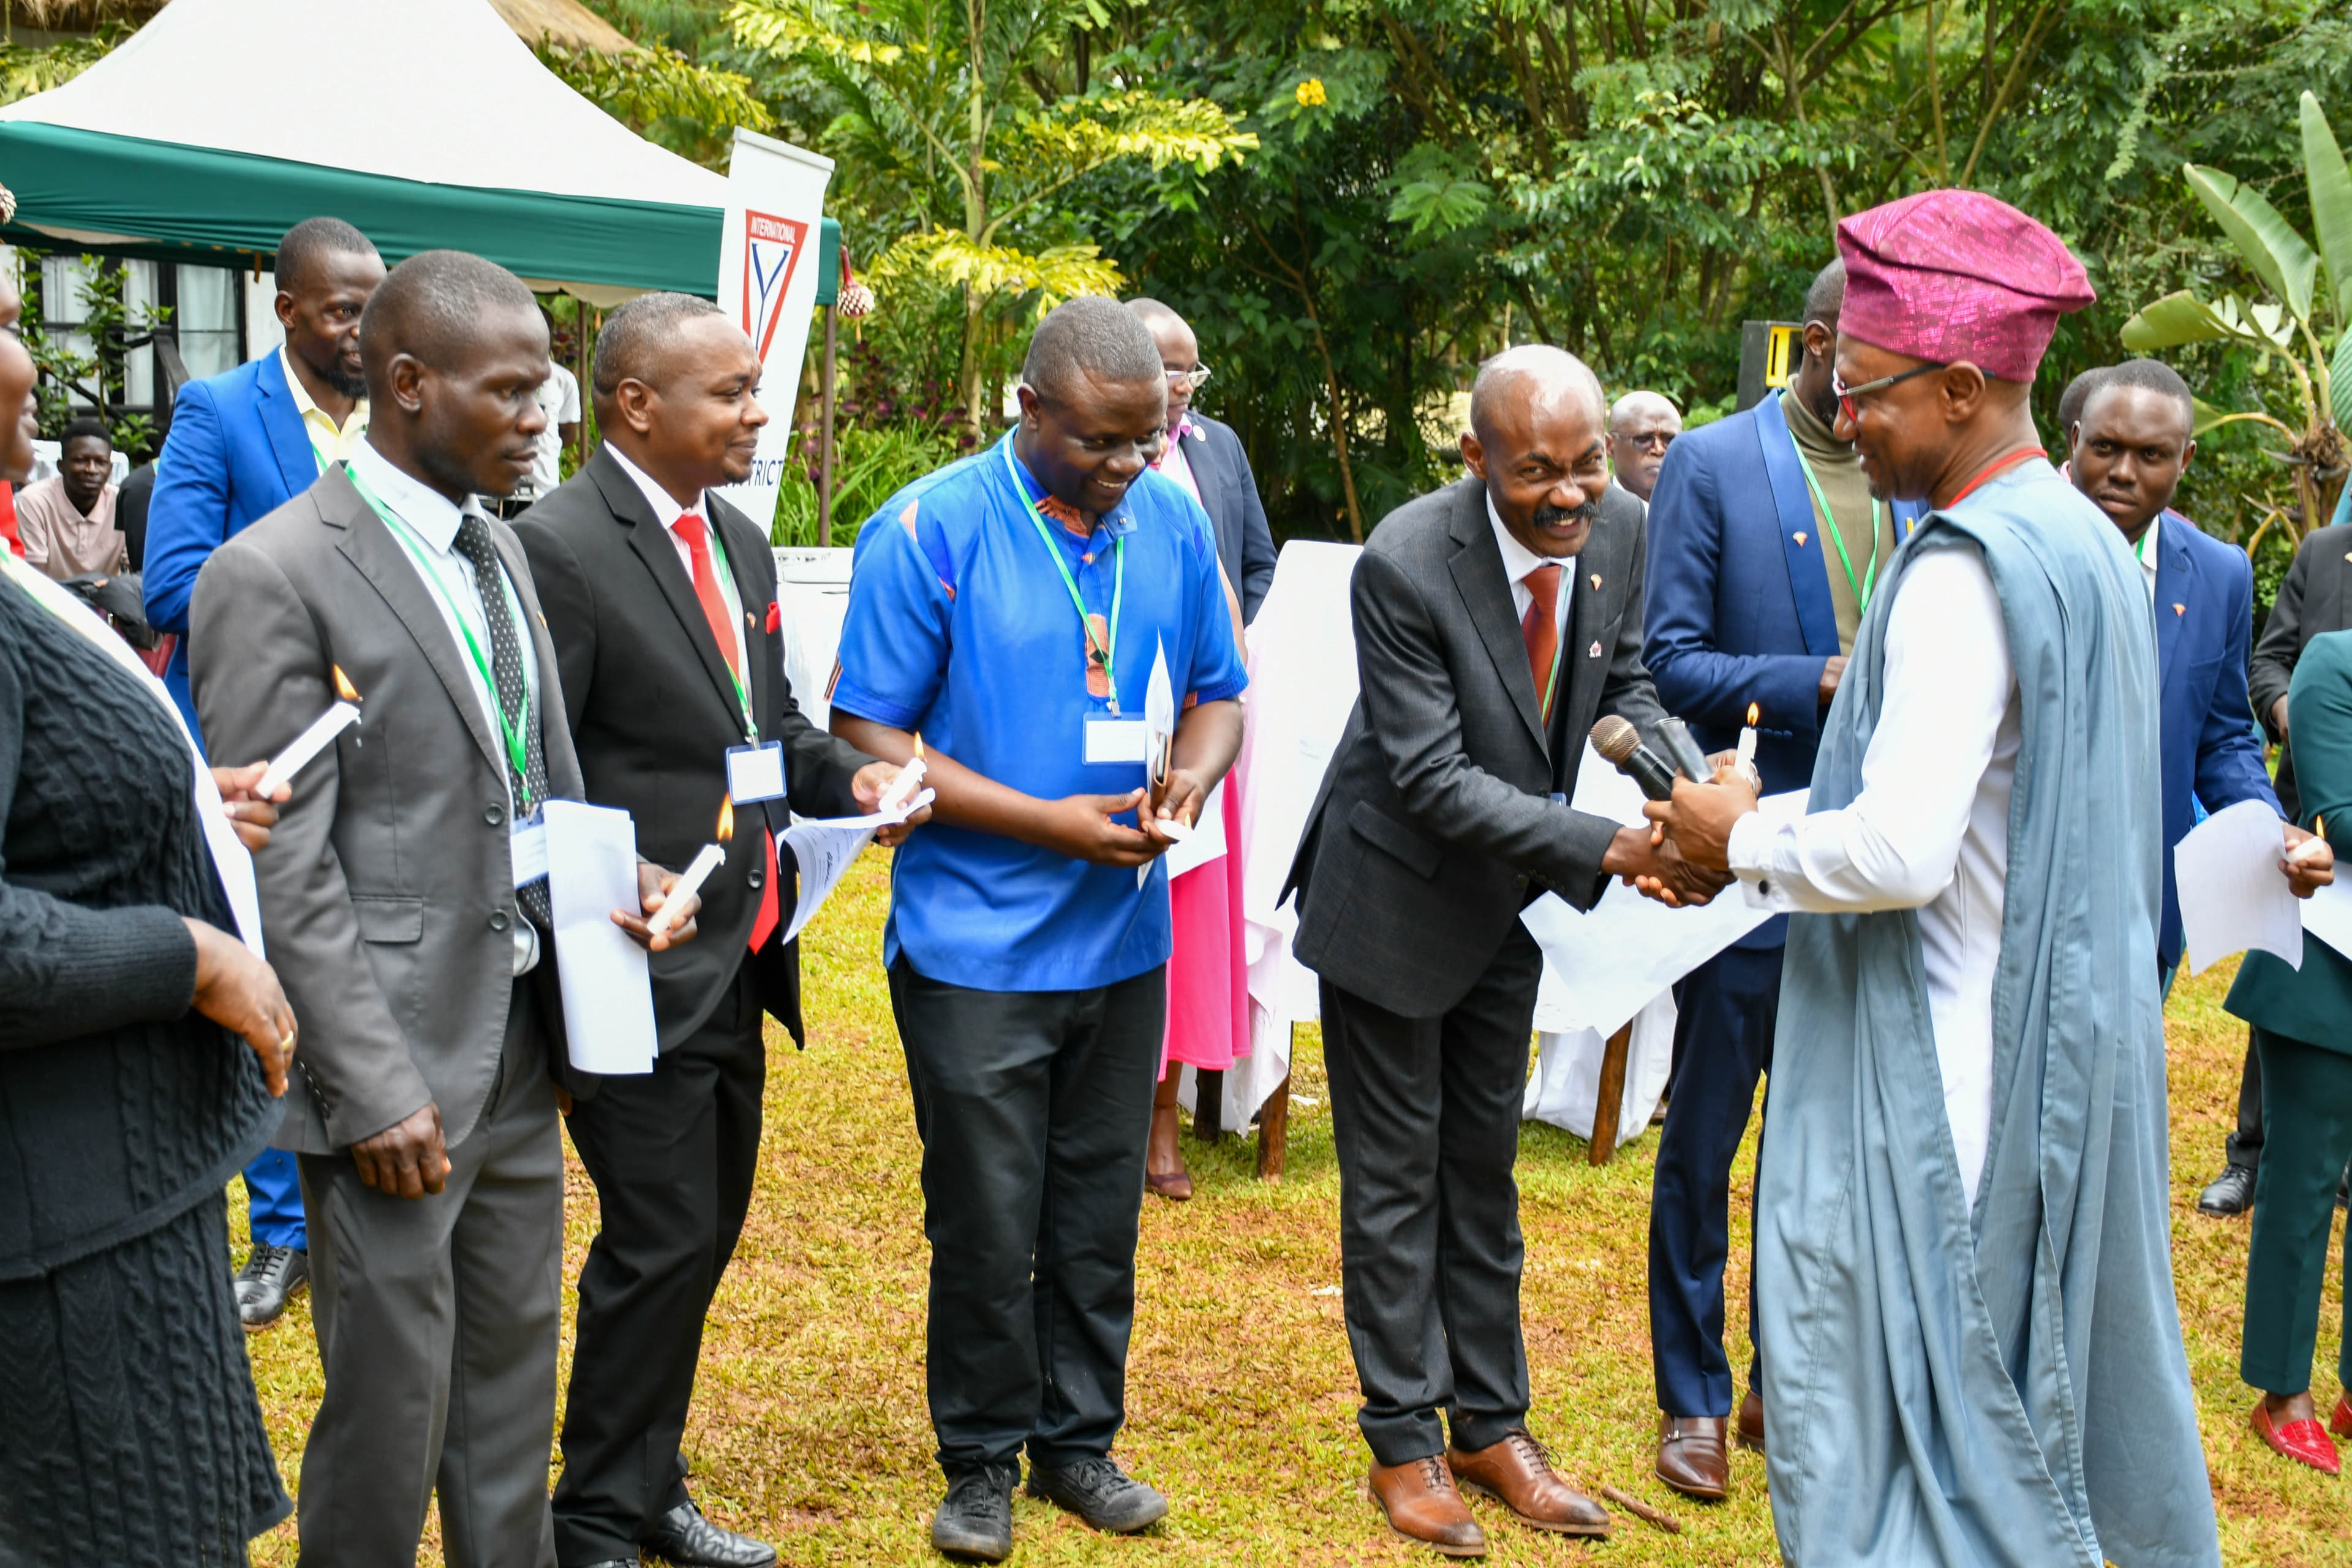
[830,298,1245,1563]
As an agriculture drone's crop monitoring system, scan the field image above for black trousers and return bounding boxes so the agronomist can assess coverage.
[1649,942,1777,1418]
[889,959,1165,1475]
[553,964,764,1566]
[2228,1025,2267,1172]
[1320,928,1542,1466]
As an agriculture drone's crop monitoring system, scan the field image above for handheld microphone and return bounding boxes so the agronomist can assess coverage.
[1654,716,1714,783]
[1591,715,1678,802]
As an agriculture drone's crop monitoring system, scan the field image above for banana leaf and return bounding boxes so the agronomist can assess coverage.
[2302,93,2352,327]
[2187,162,2321,325]
[2120,290,2243,351]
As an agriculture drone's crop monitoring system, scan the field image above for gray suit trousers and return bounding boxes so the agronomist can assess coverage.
[294,983,563,1568]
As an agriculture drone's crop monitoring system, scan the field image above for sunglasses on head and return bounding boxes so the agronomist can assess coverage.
[1830,361,1945,424]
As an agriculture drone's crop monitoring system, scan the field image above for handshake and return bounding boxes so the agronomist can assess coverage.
[1588,717,1760,910]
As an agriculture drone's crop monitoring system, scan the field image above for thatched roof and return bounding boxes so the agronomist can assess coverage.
[8,0,639,54]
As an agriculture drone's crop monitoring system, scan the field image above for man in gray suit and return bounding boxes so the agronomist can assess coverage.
[1286,346,1723,1556]
[192,251,697,1568]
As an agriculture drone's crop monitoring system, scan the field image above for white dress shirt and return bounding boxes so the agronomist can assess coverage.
[348,439,541,974]
[1485,492,1574,646]
[607,443,750,720]
[1725,541,2019,1205]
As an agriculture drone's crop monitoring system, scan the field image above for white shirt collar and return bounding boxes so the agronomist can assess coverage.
[347,437,480,552]
[1486,489,1555,586]
[606,441,706,531]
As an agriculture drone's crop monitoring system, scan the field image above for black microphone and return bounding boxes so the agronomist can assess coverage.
[1591,715,1678,802]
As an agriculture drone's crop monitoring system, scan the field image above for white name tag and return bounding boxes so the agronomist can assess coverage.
[510,815,548,888]
[1084,717,1150,765]
[726,741,787,803]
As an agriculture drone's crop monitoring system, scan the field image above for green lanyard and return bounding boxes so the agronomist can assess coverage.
[345,463,536,806]
[1005,440,1126,712]
[697,519,758,742]
[2133,527,2150,564]
[1791,436,1886,616]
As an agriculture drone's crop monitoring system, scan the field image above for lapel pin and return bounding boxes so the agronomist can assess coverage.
[1794,530,1809,546]
[2173,603,2185,616]
[1588,641,1604,659]
[1589,572,1603,591]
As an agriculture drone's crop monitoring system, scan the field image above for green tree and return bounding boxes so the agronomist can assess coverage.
[729,0,1254,440]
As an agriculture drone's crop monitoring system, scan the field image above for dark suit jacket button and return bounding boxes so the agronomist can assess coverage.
[489,911,510,933]
[484,802,505,826]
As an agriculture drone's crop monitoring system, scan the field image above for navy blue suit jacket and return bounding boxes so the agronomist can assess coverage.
[144,350,320,737]
[1175,413,1278,624]
[1643,389,1924,946]
[2152,508,2279,968]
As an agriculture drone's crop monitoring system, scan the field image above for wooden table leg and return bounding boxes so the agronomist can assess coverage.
[1588,1021,1634,1167]
[1256,1071,1292,1181]
[1194,1068,1226,1141]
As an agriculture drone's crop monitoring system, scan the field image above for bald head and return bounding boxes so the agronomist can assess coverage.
[1606,389,1681,502]
[1789,258,1849,428]
[355,250,549,503]
[1463,347,1611,558]
[360,249,540,390]
[1127,296,1200,428]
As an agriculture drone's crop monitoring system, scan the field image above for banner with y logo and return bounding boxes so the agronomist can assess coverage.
[712,127,833,533]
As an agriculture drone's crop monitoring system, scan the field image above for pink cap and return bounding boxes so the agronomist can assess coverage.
[1835,190,2094,383]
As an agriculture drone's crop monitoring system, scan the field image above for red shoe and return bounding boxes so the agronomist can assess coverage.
[2250,1400,2342,1475]
[2332,1394,2351,1439]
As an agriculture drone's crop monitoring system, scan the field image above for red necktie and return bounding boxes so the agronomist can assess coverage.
[675,513,778,951]
[1522,563,1562,721]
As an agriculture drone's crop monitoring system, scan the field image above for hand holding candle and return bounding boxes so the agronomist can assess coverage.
[2286,814,2329,865]
[256,665,365,799]
[2283,815,2334,899]
[647,797,731,940]
[880,733,929,815]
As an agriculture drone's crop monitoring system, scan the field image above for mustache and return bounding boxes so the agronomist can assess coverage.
[1534,498,1600,530]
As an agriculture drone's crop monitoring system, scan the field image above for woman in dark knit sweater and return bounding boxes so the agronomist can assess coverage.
[0,271,304,1564]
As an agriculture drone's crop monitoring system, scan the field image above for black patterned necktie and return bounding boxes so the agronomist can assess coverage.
[451,512,552,929]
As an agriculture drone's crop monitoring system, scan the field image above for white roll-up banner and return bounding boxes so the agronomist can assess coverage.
[710,126,834,533]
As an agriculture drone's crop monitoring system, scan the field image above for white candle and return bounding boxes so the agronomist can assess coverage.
[647,842,725,938]
[256,701,361,798]
[879,755,928,815]
[1735,702,1759,784]
[2287,816,2329,865]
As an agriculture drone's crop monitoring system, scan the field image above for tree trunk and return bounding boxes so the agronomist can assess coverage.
[960,281,986,445]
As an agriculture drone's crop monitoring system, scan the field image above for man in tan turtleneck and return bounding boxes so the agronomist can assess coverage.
[1637,257,1924,1502]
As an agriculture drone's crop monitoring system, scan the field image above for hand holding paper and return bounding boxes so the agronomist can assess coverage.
[2175,799,2305,974]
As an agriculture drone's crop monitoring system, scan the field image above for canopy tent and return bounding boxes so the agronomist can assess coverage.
[0,0,839,306]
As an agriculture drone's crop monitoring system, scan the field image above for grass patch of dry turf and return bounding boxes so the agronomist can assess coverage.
[238,849,2348,1565]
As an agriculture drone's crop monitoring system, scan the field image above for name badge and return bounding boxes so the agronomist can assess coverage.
[1084,717,1150,766]
[726,741,787,803]
[510,810,548,889]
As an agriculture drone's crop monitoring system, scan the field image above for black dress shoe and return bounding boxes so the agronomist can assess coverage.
[2196,1164,2256,1217]
[642,1500,775,1568]
[1027,1457,1168,1533]
[234,1243,308,1332]
[932,1464,1017,1562]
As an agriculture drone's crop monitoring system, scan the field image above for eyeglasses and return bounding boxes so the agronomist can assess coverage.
[1164,364,1212,391]
[1613,431,1676,454]
[1831,361,1945,424]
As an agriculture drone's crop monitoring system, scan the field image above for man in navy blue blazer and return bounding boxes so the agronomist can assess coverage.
[1640,260,1926,1501]
[141,216,383,1332]
[146,217,383,739]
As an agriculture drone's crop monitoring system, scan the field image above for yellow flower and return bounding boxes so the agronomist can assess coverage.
[1295,78,1327,108]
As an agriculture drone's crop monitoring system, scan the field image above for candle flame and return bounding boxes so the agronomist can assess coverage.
[717,795,735,843]
[1746,702,1760,726]
[333,665,361,703]
[2318,814,2327,842]
[913,732,925,761]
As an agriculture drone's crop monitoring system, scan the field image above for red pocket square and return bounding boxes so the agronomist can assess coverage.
[764,600,781,634]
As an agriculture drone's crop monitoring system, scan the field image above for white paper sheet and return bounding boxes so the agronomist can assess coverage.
[790,789,935,831]
[1165,778,1229,880]
[780,816,878,946]
[2299,873,2352,962]
[543,799,657,1075]
[2175,798,2303,975]
[1519,786,1809,1040]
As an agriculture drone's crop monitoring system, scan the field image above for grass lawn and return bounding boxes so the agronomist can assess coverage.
[238,847,2348,1566]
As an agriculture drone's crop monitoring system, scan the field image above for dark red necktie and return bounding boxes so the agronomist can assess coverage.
[1522,563,1562,720]
[675,513,778,951]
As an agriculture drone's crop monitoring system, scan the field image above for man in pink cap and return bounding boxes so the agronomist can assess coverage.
[1645,190,2237,1567]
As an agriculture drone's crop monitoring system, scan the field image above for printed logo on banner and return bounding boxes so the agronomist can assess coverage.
[740,209,810,361]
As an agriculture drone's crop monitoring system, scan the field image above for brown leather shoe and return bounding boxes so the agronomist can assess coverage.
[1366,1456,1487,1557]
[1736,1388,1765,1453]
[1448,1429,1610,1537]
[1656,1414,1729,1501]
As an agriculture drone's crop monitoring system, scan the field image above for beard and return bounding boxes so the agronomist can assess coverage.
[323,359,369,401]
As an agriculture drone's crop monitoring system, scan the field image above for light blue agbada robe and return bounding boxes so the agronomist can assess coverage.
[1757,461,2220,1567]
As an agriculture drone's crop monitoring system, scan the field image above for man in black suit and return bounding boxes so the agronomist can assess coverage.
[514,293,916,1568]
[1286,345,1723,1555]
[1126,299,1277,622]
[2196,508,2352,1216]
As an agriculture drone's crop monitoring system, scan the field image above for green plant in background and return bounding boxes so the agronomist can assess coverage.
[0,22,126,107]
[768,418,966,546]
[2122,91,2352,558]
[16,251,171,458]
[537,39,775,166]
[730,0,1253,443]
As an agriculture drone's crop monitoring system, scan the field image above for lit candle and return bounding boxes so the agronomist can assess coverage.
[2286,813,2329,865]
[649,796,731,938]
[256,666,365,798]
[880,732,928,815]
[1735,702,1760,786]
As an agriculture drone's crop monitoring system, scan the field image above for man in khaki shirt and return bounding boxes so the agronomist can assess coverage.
[17,417,125,580]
